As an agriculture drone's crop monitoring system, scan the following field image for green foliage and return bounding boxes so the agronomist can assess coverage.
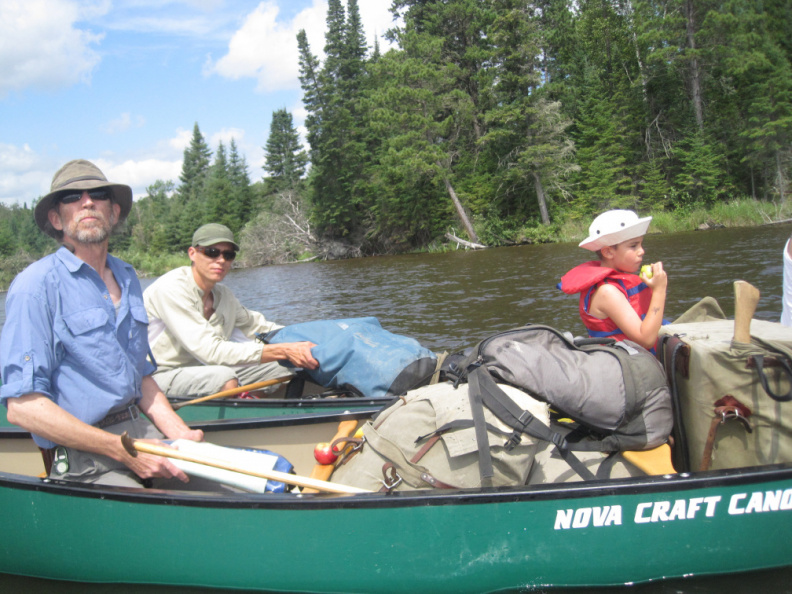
[7,0,792,285]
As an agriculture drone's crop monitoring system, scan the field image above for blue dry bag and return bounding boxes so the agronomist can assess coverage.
[263,317,437,399]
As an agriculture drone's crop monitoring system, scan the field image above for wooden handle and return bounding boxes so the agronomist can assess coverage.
[302,420,360,494]
[734,280,760,343]
[120,432,369,494]
[172,375,293,410]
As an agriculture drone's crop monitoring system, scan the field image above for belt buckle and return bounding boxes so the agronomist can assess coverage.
[128,404,139,421]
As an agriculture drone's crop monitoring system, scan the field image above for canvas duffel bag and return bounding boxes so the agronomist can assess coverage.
[658,302,792,472]
[330,381,550,491]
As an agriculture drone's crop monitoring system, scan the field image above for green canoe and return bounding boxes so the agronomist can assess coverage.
[1,410,791,592]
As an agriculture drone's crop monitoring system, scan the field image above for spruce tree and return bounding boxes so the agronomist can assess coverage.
[264,109,307,193]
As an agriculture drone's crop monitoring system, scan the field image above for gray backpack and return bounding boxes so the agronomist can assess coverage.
[446,324,673,480]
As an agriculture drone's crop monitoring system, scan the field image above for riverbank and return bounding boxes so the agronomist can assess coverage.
[2,198,790,291]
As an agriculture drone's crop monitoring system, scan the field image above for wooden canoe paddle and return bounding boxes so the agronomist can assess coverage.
[120,432,370,495]
[734,280,760,343]
[302,419,360,494]
[171,375,293,410]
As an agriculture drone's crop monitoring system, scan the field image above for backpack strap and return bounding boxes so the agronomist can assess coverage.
[468,367,597,482]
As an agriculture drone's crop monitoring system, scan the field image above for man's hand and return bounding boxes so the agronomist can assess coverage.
[118,438,190,483]
[261,341,319,370]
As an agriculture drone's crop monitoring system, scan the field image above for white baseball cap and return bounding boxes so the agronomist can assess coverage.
[579,209,652,251]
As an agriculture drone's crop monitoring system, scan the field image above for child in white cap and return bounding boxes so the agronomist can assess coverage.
[559,209,667,351]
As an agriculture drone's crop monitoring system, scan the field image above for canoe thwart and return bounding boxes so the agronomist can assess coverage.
[622,443,676,476]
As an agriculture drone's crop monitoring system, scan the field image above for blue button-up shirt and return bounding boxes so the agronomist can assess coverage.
[0,247,155,448]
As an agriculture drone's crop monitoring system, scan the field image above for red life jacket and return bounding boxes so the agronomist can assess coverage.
[559,261,652,342]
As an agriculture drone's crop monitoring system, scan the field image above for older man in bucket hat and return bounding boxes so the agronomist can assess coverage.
[143,222,318,399]
[0,159,207,488]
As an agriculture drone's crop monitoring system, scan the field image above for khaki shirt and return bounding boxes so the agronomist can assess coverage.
[143,266,280,371]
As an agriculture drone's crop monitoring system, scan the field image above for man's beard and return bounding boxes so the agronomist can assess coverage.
[65,209,115,244]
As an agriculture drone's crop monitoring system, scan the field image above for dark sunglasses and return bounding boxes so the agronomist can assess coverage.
[195,246,237,261]
[59,190,110,204]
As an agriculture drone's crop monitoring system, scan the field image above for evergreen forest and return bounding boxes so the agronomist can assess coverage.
[2,0,791,287]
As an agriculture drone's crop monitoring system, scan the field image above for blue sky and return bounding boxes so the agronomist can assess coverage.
[0,1,397,207]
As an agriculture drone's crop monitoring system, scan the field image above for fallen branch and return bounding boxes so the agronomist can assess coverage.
[445,232,487,250]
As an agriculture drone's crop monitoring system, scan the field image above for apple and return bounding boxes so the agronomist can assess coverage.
[640,264,653,279]
[314,442,338,465]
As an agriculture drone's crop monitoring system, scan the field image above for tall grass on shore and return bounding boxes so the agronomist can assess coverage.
[555,198,792,245]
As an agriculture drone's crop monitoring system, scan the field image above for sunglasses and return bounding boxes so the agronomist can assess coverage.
[195,246,237,261]
[59,190,110,204]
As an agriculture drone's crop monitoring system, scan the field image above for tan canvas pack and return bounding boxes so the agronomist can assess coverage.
[330,382,549,491]
[658,299,792,472]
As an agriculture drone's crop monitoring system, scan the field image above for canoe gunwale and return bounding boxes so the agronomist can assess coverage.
[167,395,394,410]
[2,456,790,511]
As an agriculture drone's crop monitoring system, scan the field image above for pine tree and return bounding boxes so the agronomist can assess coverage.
[171,123,212,249]
[264,109,307,193]
[204,142,237,231]
[228,139,254,227]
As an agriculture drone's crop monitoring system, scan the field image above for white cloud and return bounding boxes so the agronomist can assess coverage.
[206,0,396,93]
[210,127,246,148]
[104,112,146,134]
[98,158,183,198]
[0,143,54,205]
[0,0,105,97]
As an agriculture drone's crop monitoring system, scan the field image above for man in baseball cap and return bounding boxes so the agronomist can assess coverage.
[1,159,206,488]
[144,222,318,398]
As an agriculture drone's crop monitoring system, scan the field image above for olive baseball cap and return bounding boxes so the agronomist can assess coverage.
[35,159,133,239]
[191,223,240,250]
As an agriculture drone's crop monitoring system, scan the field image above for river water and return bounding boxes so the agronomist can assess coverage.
[2,223,792,592]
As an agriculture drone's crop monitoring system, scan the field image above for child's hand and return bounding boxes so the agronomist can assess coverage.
[641,262,667,290]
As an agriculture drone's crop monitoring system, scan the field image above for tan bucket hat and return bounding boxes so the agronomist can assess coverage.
[579,209,652,252]
[35,159,133,239]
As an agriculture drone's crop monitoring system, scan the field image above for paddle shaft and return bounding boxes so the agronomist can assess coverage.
[172,375,292,410]
[734,280,760,343]
[120,433,369,494]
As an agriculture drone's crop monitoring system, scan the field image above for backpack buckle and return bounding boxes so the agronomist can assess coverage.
[380,463,403,492]
[504,431,522,451]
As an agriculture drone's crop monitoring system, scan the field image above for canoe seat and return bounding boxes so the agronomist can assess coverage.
[622,443,676,476]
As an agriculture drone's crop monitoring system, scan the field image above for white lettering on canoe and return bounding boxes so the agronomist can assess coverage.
[634,496,721,523]
[555,506,622,530]
[555,488,792,529]
[729,489,792,515]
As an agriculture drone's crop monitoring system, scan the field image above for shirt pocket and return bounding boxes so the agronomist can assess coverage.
[61,307,121,375]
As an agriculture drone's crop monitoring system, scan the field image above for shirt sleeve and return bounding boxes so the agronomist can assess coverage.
[0,286,57,404]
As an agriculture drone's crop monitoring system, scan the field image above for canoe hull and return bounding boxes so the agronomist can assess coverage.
[1,412,791,592]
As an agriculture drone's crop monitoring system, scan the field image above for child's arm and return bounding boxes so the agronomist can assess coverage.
[590,263,668,350]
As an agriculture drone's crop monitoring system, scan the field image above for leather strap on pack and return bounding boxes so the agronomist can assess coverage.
[699,395,753,471]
